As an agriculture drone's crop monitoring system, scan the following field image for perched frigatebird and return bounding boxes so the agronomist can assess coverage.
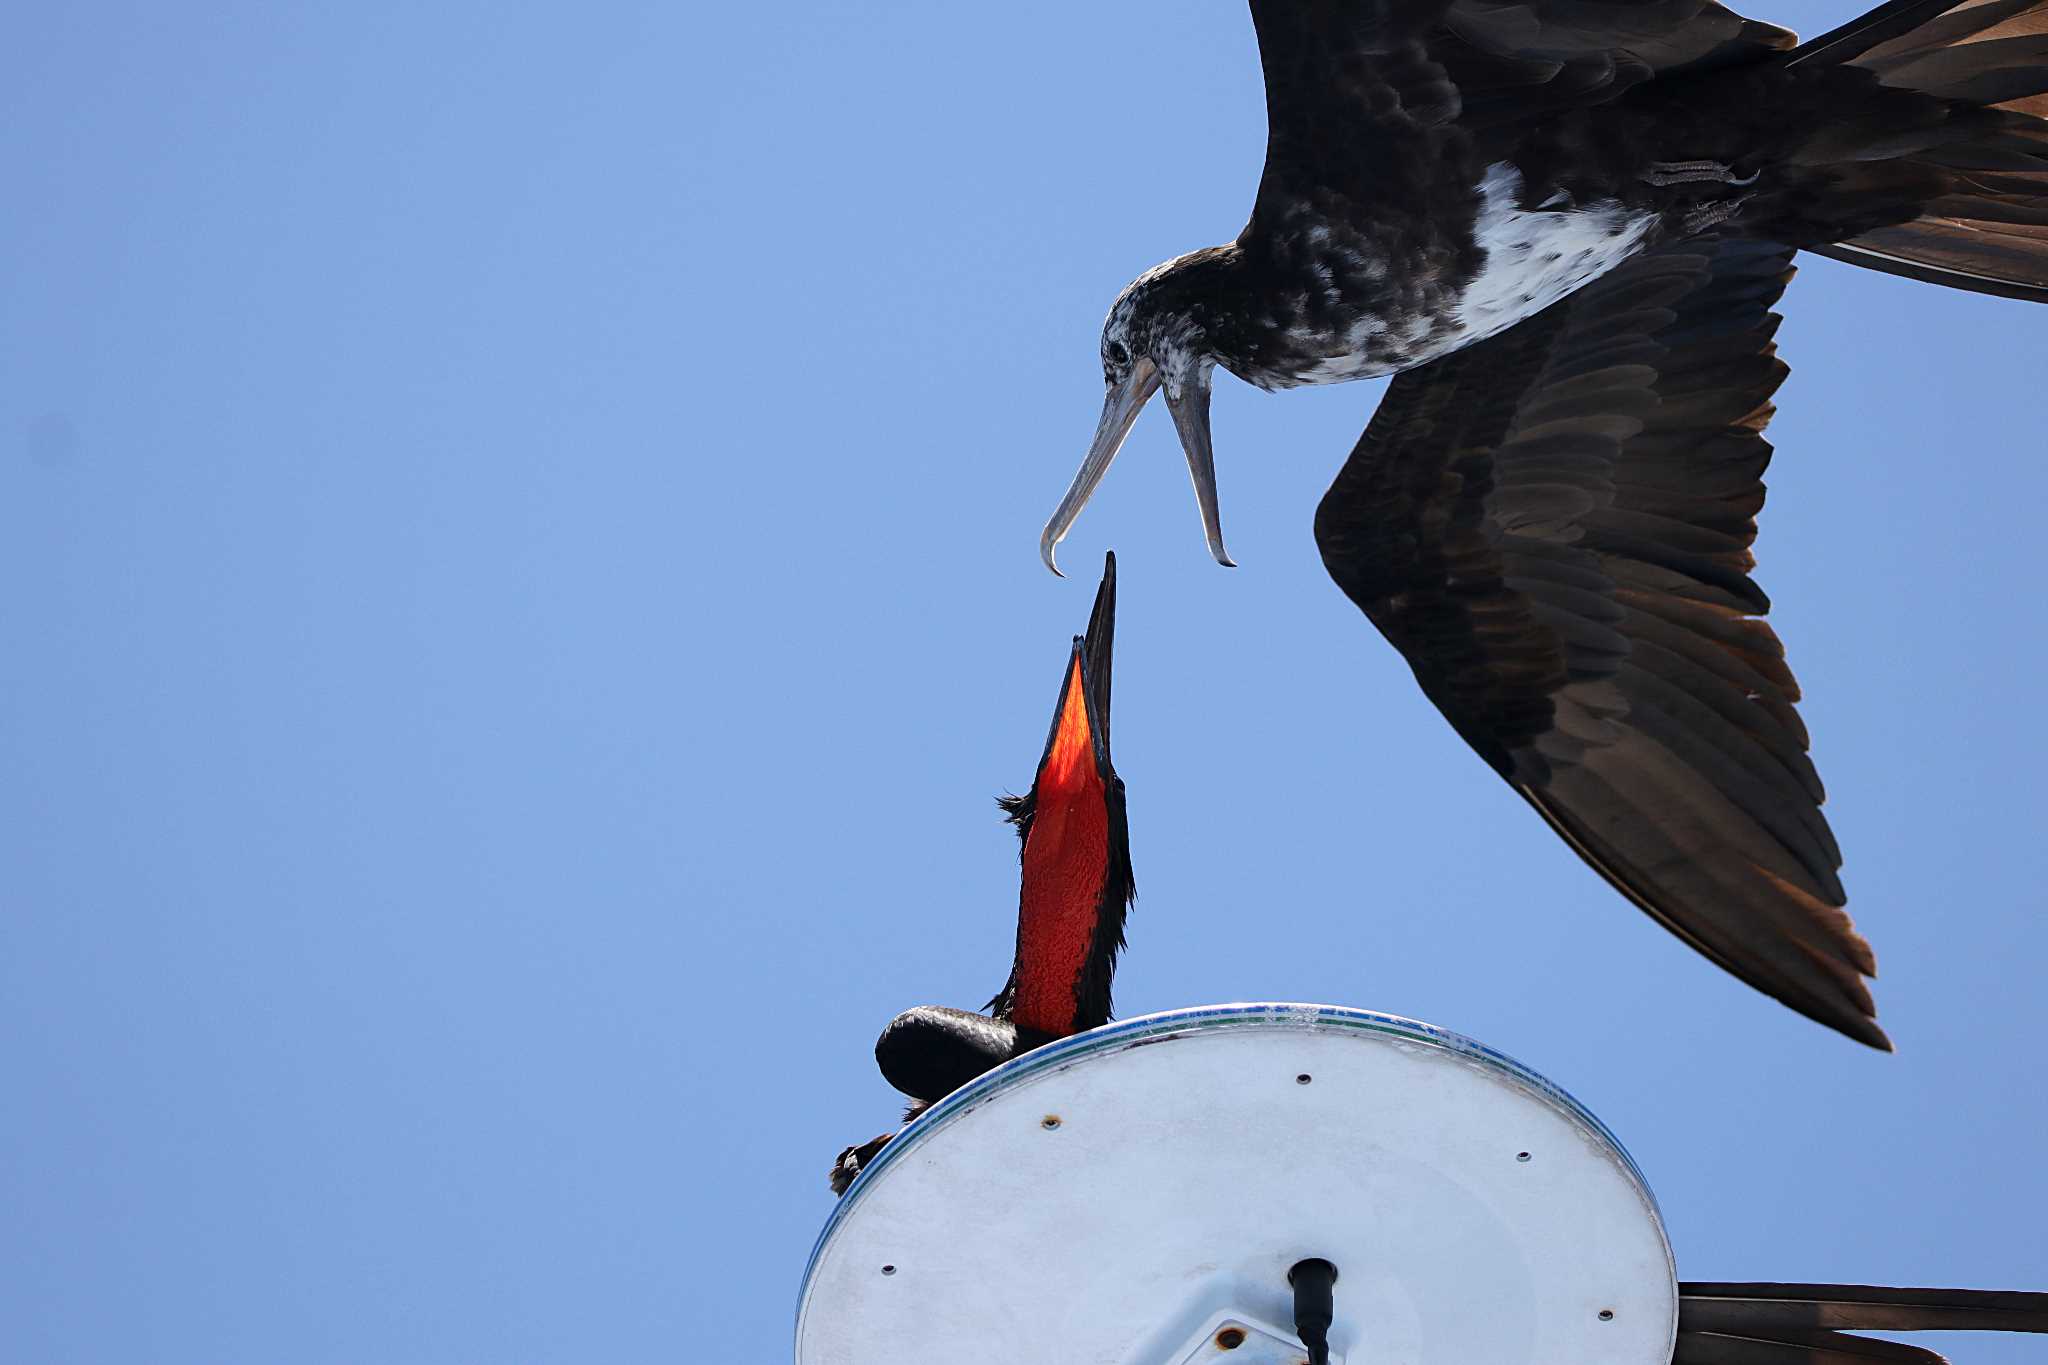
[1041,0,2048,1050]
[830,552,1132,1194]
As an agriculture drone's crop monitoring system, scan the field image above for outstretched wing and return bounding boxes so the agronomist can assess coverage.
[1244,0,1796,231]
[1677,1284,2048,1364]
[1313,235,1889,1048]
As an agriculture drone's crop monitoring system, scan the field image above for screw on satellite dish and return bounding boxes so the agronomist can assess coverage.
[800,1003,2048,1365]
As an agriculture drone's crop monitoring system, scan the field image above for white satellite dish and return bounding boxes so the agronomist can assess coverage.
[797,1003,1675,1365]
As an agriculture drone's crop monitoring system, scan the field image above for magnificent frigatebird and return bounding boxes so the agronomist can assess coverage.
[1040,0,2048,1050]
[830,552,1132,1194]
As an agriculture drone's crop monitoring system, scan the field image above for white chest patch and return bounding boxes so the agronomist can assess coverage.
[1447,162,1655,349]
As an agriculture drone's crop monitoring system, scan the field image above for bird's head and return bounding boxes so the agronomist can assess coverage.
[1042,248,1238,576]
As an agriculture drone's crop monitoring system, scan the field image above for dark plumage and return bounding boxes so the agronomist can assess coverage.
[829,554,1132,1194]
[1676,1283,2048,1364]
[1043,0,2048,1048]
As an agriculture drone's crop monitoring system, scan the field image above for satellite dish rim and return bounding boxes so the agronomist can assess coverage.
[799,1001,1664,1350]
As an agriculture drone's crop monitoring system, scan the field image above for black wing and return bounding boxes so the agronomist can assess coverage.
[1244,0,1796,231]
[1677,1284,2048,1365]
[1313,235,1890,1048]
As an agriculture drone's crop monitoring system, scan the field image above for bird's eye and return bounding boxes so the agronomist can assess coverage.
[1106,341,1130,370]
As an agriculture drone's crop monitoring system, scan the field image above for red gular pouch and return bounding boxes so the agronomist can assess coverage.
[991,551,1134,1045]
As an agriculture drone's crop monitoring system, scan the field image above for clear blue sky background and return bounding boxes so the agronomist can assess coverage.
[4,4,2045,1361]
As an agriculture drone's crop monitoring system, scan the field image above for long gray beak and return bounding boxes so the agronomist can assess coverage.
[1040,359,1159,577]
[1039,359,1235,575]
[1164,370,1233,569]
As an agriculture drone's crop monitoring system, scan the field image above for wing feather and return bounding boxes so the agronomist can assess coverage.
[1314,235,1891,1046]
[1244,1,1799,239]
[1677,1285,2048,1365]
[1680,1285,2048,1336]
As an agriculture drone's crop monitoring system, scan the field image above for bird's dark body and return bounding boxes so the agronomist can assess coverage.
[1176,13,1962,389]
[871,1006,1031,1107]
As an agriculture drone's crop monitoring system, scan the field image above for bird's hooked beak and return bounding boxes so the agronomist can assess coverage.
[1039,360,1232,576]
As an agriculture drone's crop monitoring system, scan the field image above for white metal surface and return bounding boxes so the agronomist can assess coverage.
[796,1004,1676,1365]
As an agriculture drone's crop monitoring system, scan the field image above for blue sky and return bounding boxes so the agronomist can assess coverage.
[3,4,2045,1361]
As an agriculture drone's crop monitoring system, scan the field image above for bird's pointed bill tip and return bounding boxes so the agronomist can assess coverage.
[1094,550,1117,604]
[1082,559,1116,657]
[1039,532,1066,578]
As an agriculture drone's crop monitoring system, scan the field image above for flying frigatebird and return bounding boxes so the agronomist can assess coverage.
[830,552,1132,1194]
[1039,0,2048,1050]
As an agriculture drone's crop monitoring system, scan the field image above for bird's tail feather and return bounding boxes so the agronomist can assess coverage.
[1677,1284,2048,1365]
[1785,0,2048,300]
